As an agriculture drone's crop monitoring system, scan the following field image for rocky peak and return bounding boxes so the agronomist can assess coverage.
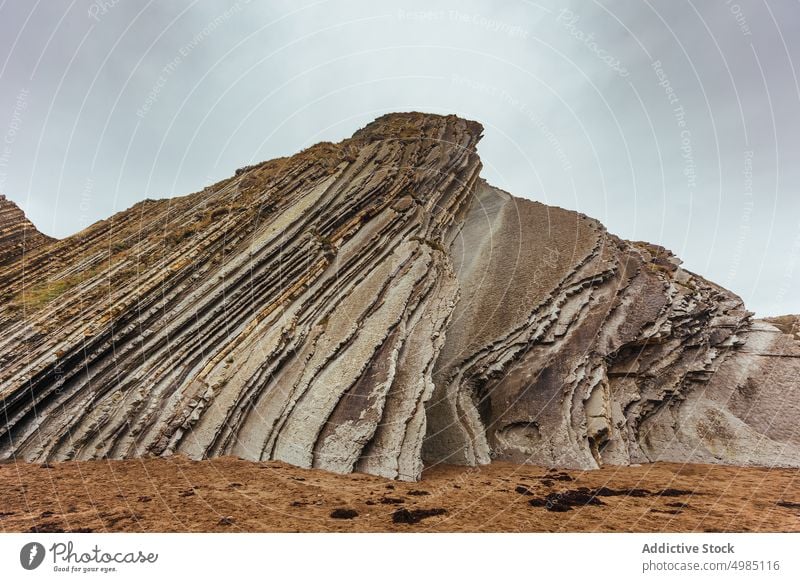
[0,113,798,480]
[0,194,54,266]
[350,112,484,144]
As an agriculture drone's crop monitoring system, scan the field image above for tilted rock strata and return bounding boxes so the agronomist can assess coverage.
[0,113,798,480]
[0,194,53,266]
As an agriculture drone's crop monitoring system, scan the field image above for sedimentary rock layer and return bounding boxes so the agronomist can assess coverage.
[0,113,798,480]
[0,194,53,266]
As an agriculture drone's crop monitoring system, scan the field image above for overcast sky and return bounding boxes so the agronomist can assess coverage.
[0,0,798,316]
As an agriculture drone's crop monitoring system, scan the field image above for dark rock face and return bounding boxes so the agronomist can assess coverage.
[0,113,798,480]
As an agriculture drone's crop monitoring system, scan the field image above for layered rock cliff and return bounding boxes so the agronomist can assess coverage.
[0,194,53,266]
[1,113,798,480]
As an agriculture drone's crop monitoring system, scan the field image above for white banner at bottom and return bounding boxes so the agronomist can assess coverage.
[0,533,797,581]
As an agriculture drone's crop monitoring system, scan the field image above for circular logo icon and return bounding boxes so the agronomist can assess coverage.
[20,542,46,570]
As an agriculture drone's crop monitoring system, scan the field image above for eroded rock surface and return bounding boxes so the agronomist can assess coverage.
[0,113,798,480]
[0,194,53,266]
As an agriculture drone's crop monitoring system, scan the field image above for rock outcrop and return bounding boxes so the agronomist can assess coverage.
[0,194,53,266]
[0,113,798,480]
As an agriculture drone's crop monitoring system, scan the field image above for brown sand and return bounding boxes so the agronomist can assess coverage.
[0,457,798,532]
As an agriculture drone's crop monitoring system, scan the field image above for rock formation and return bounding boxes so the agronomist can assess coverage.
[0,194,53,266]
[0,113,798,480]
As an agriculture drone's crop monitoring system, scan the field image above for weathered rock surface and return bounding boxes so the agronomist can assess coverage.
[0,113,798,480]
[0,194,53,266]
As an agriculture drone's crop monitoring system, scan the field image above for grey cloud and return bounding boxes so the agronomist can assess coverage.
[0,0,798,316]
